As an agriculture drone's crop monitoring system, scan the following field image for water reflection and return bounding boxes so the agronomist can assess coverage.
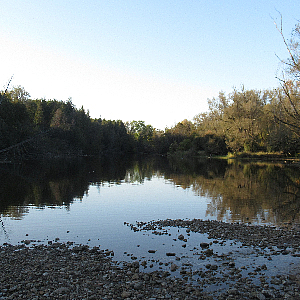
[0,155,299,225]
[211,161,300,224]
[167,157,300,224]
[0,156,132,218]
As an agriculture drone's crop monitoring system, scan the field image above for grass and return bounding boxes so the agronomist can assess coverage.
[225,151,294,160]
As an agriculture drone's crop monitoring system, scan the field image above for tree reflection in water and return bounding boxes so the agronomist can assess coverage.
[0,156,132,218]
[166,157,300,225]
[0,155,299,225]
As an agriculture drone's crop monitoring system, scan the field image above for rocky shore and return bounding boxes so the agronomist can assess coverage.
[1,219,300,299]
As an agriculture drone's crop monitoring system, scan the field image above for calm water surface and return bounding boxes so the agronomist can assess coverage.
[0,155,300,263]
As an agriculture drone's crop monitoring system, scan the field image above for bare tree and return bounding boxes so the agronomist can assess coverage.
[274,15,300,136]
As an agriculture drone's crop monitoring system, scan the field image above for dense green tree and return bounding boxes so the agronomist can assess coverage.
[10,85,30,103]
[168,119,195,136]
[34,101,45,128]
[0,91,32,149]
[0,90,135,159]
[222,88,266,152]
[125,120,154,153]
[126,121,154,141]
[193,85,300,155]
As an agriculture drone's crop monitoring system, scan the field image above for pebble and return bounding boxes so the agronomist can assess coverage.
[125,218,300,299]
[1,218,300,299]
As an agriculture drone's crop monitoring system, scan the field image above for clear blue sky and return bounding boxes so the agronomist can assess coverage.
[1,1,299,129]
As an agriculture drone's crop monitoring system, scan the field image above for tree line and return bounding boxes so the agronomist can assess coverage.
[0,87,227,158]
[0,90,132,158]
[1,83,298,159]
[1,20,300,159]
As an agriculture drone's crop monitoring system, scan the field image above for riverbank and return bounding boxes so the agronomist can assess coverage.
[1,219,300,299]
[167,150,300,165]
[225,151,300,163]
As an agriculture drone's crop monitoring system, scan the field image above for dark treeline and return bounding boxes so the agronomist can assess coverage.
[1,21,300,159]
[0,90,133,159]
[1,83,300,159]
[0,88,230,158]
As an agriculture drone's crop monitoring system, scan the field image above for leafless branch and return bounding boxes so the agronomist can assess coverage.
[4,75,14,93]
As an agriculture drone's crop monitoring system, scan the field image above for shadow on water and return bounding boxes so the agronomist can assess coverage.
[0,155,300,225]
[0,155,133,217]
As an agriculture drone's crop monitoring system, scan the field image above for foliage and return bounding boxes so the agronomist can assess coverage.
[10,85,31,102]
[0,89,133,159]
[0,91,32,149]
[2,80,300,159]
[125,120,154,153]
[192,84,300,156]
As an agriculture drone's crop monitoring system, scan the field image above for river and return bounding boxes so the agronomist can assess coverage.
[0,155,299,266]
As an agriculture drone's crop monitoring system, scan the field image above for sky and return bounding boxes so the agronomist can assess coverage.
[0,1,300,130]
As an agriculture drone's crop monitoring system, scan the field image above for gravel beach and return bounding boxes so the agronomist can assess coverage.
[1,219,300,299]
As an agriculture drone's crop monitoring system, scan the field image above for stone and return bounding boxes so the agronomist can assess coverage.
[170,263,178,272]
[133,281,143,290]
[131,273,139,280]
[121,291,132,298]
[54,287,69,294]
[1,218,299,300]
[200,242,209,248]
[178,234,185,240]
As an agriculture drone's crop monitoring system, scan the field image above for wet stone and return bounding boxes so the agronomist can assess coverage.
[178,234,185,240]
[2,218,300,299]
[148,250,156,253]
[200,242,210,248]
